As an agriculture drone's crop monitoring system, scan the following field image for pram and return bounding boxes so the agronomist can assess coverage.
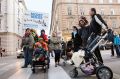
[69,30,113,79]
[31,48,49,73]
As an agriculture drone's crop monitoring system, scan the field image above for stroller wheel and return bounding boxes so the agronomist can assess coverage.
[69,68,78,78]
[96,66,113,79]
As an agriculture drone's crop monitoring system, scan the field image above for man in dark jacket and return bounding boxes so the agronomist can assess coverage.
[89,8,108,63]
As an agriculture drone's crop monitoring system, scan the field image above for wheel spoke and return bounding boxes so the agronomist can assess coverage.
[98,68,111,79]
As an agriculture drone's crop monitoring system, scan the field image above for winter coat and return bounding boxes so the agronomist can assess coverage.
[50,36,62,50]
[39,34,48,43]
[71,32,82,48]
[89,14,108,35]
[79,26,90,47]
[21,34,35,49]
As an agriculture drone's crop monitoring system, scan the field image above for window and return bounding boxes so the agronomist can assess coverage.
[0,19,1,28]
[18,40,19,48]
[99,0,104,3]
[67,7,72,15]
[80,8,85,15]
[89,0,93,3]
[110,9,115,15]
[109,0,113,3]
[78,0,83,3]
[100,9,104,15]
[112,21,117,28]
[0,3,1,13]
[67,0,72,2]
[118,0,120,3]
[0,37,1,46]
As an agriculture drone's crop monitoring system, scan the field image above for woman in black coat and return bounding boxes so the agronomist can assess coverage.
[71,26,82,52]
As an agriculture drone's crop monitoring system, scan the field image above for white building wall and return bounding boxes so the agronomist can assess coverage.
[0,0,27,55]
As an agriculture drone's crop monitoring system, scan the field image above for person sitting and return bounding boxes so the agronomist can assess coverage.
[33,42,46,61]
[38,37,48,51]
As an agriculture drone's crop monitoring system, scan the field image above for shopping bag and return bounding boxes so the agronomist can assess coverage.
[71,50,85,67]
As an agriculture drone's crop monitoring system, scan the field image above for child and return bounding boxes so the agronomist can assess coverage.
[38,38,48,51]
[33,42,46,61]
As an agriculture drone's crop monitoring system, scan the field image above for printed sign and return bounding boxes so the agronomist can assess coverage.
[23,11,49,29]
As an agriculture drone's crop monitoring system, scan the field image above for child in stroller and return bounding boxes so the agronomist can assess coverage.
[32,42,49,73]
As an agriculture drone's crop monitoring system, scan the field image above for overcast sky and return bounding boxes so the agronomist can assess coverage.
[24,0,53,35]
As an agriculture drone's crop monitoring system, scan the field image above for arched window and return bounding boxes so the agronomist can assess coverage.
[67,7,72,15]
[110,9,115,15]
[80,8,85,15]
[100,9,104,15]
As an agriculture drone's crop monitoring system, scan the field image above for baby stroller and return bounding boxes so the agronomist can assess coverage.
[69,30,113,79]
[32,48,49,73]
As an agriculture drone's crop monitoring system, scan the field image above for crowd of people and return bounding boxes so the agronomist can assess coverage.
[21,27,64,67]
[21,8,120,68]
[69,8,120,64]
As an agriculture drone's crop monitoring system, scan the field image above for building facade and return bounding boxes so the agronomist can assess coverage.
[0,0,27,55]
[51,0,120,41]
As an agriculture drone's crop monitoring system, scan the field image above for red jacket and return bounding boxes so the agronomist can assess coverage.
[39,34,48,42]
[41,42,48,51]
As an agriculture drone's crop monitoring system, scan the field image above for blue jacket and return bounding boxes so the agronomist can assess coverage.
[114,35,120,45]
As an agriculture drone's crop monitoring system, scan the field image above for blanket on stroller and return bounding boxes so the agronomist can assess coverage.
[32,48,47,61]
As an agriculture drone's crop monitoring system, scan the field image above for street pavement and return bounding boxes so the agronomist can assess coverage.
[0,50,120,79]
[0,56,47,79]
[61,50,120,79]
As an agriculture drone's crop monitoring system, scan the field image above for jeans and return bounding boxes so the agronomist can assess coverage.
[54,50,61,62]
[23,47,33,66]
[111,44,114,56]
[115,45,120,56]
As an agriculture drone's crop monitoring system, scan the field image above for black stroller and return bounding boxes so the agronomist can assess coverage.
[69,30,113,79]
[31,48,49,73]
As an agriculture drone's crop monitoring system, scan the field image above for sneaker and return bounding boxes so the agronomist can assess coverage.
[21,66,27,68]
[111,55,114,57]
[55,64,57,67]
